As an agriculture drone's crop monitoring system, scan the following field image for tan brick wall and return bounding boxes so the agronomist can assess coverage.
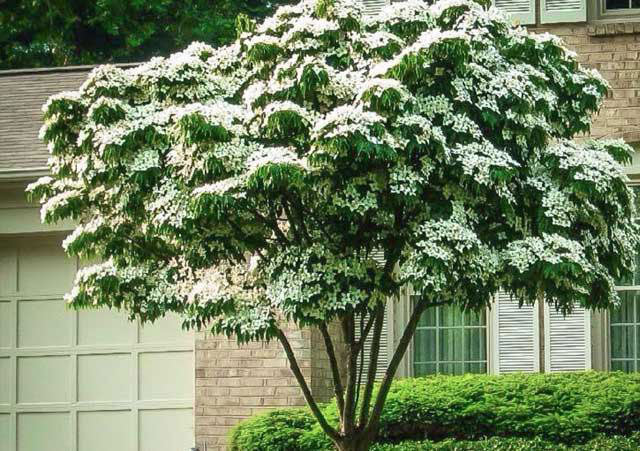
[533,24,640,143]
[310,321,347,403]
[194,324,344,451]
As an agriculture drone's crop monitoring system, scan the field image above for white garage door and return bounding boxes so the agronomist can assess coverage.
[0,235,194,451]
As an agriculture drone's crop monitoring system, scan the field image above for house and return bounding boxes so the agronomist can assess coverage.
[1,1,640,450]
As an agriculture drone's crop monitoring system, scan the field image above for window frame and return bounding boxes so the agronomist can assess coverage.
[589,0,640,22]
[412,300,489,376]
[400,285,493,378]
[609,289,640,371]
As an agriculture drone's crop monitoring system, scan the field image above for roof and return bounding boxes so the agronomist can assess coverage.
[0,67,90,174]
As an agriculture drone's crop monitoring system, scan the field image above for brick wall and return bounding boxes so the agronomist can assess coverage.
[533,24,640,143]
[194,324,344,451]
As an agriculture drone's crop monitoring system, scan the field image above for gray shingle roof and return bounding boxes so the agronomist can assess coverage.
[0,68,89,172]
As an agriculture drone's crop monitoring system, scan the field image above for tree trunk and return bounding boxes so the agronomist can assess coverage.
[335,436,374,451]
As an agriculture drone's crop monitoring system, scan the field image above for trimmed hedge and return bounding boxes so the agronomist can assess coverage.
[229,409,315,451]
[229,372,640,451]
[370,434,640,451]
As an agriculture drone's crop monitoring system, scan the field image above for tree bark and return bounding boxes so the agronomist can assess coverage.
[341,314,358,434]
[335,437,373,451]
[319,323,346,418]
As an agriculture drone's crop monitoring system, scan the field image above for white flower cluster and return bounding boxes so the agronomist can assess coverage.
[313,105,400,149]
[176,259,264,306]
[367,0,432,28]
[547,141,626,192]
[246,146,308,175]
[62,216,105,252]
[542,187,576,228]
[262,101,318,127]
[504,234,591,274]
[448,141,519,188]
[372,29,472,78]
[146,180,190,229]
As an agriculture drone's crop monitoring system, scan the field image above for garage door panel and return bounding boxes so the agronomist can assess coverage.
[0,246,17,295]
[17,244,75,295]
[0,414,9,450]
[139,408,192,451]
[17,356,69,404]
[78,309,135,346]
[17,412,70,451]
[0,301,11,348]
[18,299,70,348]
[78,410,132,451]
[139,313,191,345]
[139,352,193,401]
[0,358,9,404]
[78,354,131,402]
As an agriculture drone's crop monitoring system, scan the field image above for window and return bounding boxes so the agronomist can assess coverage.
[413,301,487,375]
[610,185,640,372]
[610,290,640,371]
[590,0,640,20]
[605,0,640,10]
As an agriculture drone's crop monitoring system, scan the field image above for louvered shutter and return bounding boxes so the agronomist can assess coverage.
[354,248,391,381]
[493,291,540,373]
[354,307,391,380]
[362,0,389,16]
[493,0,536,25]
[540,0,586,24]
[544,304,591,372]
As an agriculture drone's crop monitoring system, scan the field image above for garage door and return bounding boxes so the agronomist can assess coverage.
[0,235,194,451]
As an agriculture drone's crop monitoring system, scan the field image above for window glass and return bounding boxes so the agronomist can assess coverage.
[606,0,640,10]
[413,300,487,376]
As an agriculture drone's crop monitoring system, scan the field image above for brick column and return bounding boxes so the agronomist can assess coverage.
[194,323,344,451]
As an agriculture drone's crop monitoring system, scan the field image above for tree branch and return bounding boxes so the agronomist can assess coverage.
[341,314,358,434]
[318,323,345,418]
[358,303,385,427]
[282,198,304,243]
[289,194,312,242]
[275,328,340,442]
[353,314,366,420]
[363,300,448,439]
[354,313,376,355]
[251,210,289,244]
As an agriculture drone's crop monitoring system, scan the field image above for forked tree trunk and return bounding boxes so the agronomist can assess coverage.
[276,300,443,451]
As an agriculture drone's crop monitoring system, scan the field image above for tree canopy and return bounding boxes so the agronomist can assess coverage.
[0,0,293,69]
[29,0,639,449]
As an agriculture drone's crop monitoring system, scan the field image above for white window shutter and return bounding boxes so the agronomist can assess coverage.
[361,0,389,16]
[492,291,540,373]
[493,0,536,25]
[355,248,391,380]
[544,304,591,372]
[355,306,391,381]
[540,0,586,24]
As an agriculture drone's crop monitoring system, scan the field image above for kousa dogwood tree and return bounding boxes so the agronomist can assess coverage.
[29,0,640,450]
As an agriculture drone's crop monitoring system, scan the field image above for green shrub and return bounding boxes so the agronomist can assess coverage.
[369,433,640,450]
[228,408,316,451]
[229,372,640,450]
